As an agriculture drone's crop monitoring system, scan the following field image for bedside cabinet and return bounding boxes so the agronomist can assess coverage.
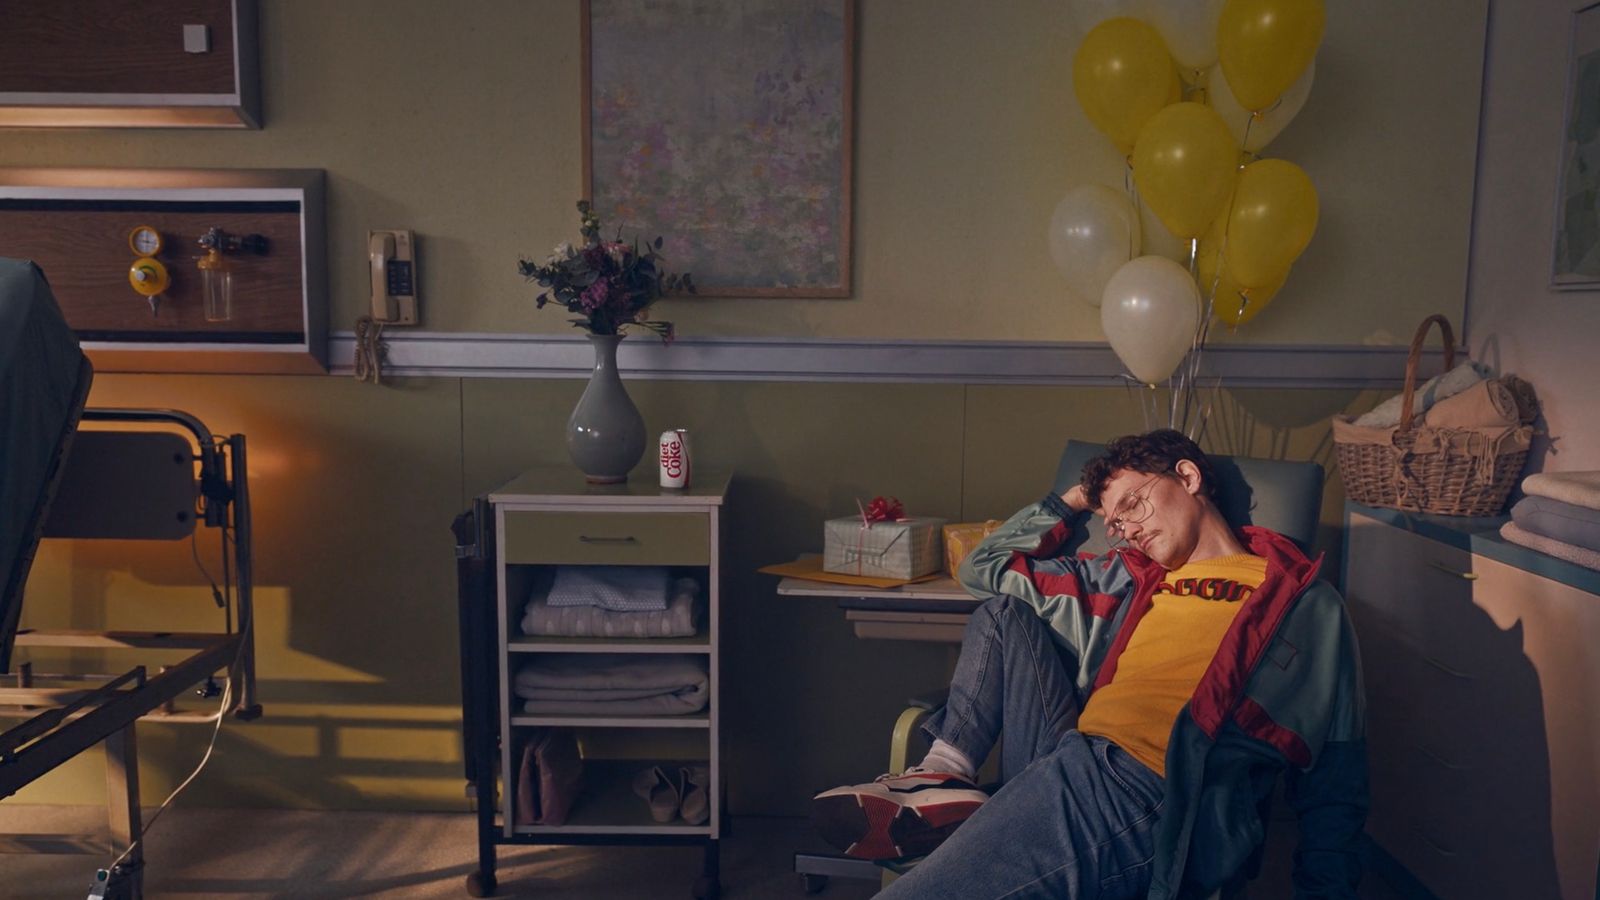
[1342,503,1600,900]
[459,468,730,899]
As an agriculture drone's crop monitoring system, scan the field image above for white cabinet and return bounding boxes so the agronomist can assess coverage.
[1344,504,1600,900]
[470,468,729,897]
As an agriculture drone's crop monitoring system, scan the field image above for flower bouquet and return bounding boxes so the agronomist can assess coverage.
[518,200,695,340]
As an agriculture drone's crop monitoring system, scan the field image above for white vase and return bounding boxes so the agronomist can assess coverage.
[566,333,646,483]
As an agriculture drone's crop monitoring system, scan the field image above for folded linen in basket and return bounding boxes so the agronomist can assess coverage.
[1352,361,1492,428]
[1521,470,1600,511]
[523,577,700,638]
[546,565,671,611]
[515,654,709,715]
[1500,521,1600,573]
[1511,495,1600,554]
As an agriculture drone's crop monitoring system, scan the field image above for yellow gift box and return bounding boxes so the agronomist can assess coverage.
[943,520,1002,580]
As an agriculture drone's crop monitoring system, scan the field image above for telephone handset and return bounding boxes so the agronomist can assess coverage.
[368,229,418,325]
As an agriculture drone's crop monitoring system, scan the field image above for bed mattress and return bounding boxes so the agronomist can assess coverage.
[0,258,89,671]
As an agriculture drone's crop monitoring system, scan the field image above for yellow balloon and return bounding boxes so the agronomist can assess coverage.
[1196,201,1287,327]
[1217,0,1325,112]
[1213,269,1287,326]
[1131,102,1238,239]
[1073,18,1182,156]
[1223,158,1318,288]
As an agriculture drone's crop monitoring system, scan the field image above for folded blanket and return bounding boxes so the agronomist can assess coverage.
[1522,471,1600,511]
[1421,379,1520,429]
[1511,495,1600,554]
[547,566,671,611]
[515,654,709,715]
[1353,361,1491,428]
[521,690,707,716]
[524,577,700,638]
[1500,521,1600,573]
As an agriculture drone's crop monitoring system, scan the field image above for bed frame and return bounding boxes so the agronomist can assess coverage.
[0,375,260,898]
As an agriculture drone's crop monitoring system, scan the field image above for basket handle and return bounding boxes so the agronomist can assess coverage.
[1398,314,1457,432]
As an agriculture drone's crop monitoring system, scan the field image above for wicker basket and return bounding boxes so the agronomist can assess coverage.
[1332,315,1532,517]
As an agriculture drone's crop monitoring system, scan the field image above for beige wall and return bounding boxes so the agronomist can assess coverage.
[6,0,1480,816]
[1466,0,1600,473]
[7,0,1484,344]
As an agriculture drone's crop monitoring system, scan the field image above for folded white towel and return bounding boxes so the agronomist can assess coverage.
[546,566,671,611]
[514,653,707,696]
[514,654,709,716]
[1521,471,1600,511]
[521,690,708,716]
[1499,521,1600,572]
[524,577,700,638]
[1352,361,1492,428]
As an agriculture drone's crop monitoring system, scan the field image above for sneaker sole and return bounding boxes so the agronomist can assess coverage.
[811,790,986,860]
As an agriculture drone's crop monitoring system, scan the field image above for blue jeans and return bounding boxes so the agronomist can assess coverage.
[878,595,1165,899]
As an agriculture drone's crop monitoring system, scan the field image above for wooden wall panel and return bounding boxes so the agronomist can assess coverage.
[0,0,236,95]
[0,205,304,337]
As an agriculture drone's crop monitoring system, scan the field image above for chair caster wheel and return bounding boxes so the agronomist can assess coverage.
[802,872,829,893]
[466,871,496,897]
[692,875,720,899]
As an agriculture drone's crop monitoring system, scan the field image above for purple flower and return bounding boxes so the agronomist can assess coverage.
[579,278,612,313]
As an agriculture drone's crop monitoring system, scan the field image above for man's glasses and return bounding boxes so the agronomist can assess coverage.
[1103,471,1170,549]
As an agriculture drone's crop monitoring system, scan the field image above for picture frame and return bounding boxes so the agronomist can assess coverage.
[582,0,854,298]
[1552,0,1600,288]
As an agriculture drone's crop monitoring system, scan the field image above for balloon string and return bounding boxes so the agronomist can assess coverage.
[1124,160,1140,260]
[1180,109,1262,434]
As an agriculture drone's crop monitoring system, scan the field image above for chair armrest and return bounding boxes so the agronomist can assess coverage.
[906,689,949,711]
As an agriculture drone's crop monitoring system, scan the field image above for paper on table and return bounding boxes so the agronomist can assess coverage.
[758,556,946,589]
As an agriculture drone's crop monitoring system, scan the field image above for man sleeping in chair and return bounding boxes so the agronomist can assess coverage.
[813,429,1367,899]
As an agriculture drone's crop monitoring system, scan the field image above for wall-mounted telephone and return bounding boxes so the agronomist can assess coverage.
[368,229,418,325]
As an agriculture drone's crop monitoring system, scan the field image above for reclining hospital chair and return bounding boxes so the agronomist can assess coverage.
[0,258,259,899]
[798,439,1325,897]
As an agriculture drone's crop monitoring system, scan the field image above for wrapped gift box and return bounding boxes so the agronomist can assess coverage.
[942,520,1002,579]
[823,516,946,580]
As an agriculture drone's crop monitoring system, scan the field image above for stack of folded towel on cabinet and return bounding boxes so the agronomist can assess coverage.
[522,565,702,638]
[514,566,710,715]
[1501,471,1600,572]
[514,653,708,715]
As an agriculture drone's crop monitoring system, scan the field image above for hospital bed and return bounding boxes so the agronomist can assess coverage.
[0,258,260,899]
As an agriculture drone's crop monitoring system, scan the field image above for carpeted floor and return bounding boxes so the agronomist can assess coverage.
[0,806,872,899]
[0,804,1408,898]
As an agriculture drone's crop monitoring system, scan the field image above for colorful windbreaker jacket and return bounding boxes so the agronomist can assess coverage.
[959,493,1369,899]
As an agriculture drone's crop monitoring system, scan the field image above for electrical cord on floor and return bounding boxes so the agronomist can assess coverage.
[353,315,386,385]
[109,454,248,875]
[106,670,234,874]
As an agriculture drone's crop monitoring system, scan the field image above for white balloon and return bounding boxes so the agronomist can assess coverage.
[1208,58,1315,153]
[1069,0,1148,35]
[1048,185,1142,308]
[1101,256,1202,385]
[1144,0,1226,73]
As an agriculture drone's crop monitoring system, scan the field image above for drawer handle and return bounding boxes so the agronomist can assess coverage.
[1425,560,1477,580]
[1412,741,1469,771]
[1416,830,1459,857]
[1420,654,1472,680]
[578,535,638,545]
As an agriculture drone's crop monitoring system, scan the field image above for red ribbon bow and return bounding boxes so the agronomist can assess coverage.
[859,495,905,524]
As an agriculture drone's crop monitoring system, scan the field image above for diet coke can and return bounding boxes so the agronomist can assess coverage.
[659,428,692,489]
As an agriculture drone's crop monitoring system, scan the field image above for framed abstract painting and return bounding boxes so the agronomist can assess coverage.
[1553,0,1600,288]
[583,0,854,297]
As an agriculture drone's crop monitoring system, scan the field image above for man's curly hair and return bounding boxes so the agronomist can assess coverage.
[1080,429,1219,511]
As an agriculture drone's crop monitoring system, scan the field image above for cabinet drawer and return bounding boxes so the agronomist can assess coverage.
[503,511,708,566]
[1345,513,1481,674]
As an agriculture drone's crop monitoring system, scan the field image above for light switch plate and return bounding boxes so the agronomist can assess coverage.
[183,24,211,54]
